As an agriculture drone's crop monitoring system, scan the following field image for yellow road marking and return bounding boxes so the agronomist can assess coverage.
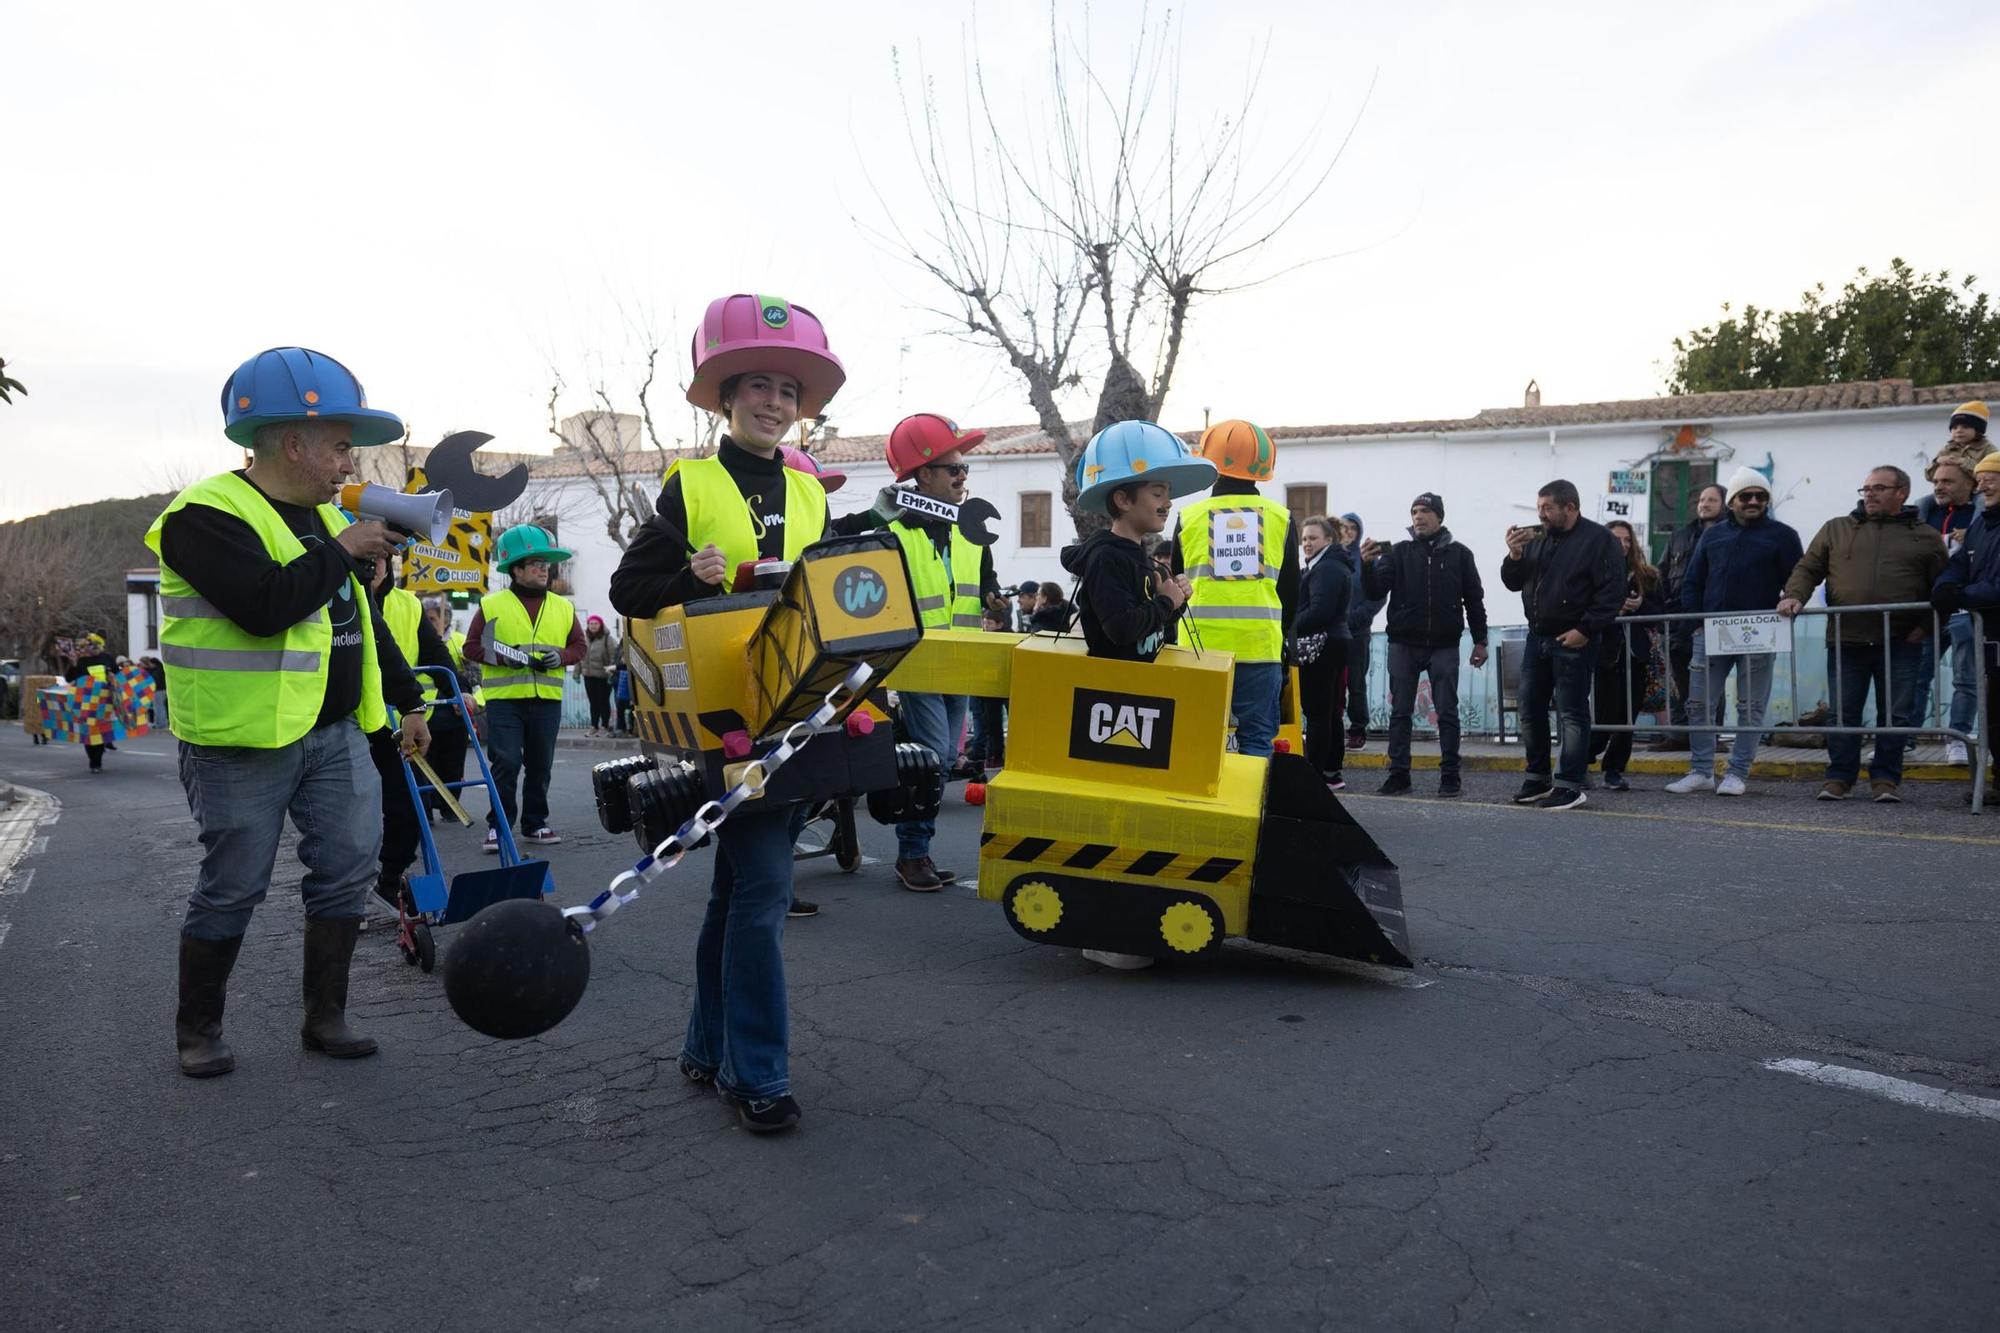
[1339,793,2000,849]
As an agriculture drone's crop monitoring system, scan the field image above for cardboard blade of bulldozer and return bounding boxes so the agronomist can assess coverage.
[1245,753,1413,968]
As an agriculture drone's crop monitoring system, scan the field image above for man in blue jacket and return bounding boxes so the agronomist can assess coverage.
[1932,452,2000,790]
[1664,468,1803,797]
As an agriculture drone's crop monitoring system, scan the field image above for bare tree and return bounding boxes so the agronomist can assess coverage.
[0,524,125,669]
[872,3,1365,527]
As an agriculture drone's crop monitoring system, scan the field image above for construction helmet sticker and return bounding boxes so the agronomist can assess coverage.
[759,296,791,329]
[1069,687,1175,770]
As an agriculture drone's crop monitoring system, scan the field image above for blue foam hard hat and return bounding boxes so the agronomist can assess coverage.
[220,347,405,447]
[1075,420,1218,515]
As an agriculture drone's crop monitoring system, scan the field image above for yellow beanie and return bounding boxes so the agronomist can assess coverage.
[1951,400,1991,435]
[1974,452,2000,476]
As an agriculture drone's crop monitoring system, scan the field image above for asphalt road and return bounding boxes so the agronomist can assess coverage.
[2,732,1996,1331]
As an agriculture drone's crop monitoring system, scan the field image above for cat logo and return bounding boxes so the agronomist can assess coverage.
[1068,687,1175,770]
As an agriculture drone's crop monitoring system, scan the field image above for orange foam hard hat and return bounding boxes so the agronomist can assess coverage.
[1197,419,1276,482]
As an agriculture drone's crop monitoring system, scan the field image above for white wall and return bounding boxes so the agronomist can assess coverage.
[542,403,1955,629]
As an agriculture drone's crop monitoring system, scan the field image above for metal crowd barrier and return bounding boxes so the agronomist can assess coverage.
[1580,602,1986,812]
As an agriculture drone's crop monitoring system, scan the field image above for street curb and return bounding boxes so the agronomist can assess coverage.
[1334,749,1973,782]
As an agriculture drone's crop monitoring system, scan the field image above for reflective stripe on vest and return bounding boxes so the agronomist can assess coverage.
[1178,495,1290,663]
[891,521,985,630]
[670,455,827,572]
[479,589,575,701]
[142,471,385,747]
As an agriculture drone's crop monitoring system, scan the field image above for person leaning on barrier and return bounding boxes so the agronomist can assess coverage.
[1779,465,1950,803]
[1916,438,1988,767]
[146,346,430,1078]
[1651,483,1728,750]
[1932,452,2000,798]
[1663,469,1802,798]
[1500,479,1626,810]
[1359,491,1489,799]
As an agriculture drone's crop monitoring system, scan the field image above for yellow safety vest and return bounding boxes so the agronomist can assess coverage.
[143,472,386,746]
[670,455,827,572]
[479,589,575,701]
[891,520,985,630]
[1178,494,1290,663]
[379,587,436,709]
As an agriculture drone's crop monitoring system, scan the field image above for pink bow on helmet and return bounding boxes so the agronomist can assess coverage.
[780,444,846,493]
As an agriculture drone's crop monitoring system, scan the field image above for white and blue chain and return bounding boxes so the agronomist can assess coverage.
[562,662,876,934]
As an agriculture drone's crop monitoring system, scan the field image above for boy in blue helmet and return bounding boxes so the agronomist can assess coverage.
[1062,421,1211,662]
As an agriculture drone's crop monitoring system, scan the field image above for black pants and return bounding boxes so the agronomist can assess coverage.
[1344,630,1372,734]
[966,695,1006,768]
[424,716,469,818]
[1300,655,1346,779]
[86,742,105,771]
[367,727,422,879]
[1589,642,1650,776]
[583,675,613,729]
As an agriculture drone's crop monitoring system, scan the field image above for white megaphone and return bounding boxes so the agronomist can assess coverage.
[337,483,454,544]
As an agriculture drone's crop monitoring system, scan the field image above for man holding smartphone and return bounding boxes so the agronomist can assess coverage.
[1499,480,1626,809]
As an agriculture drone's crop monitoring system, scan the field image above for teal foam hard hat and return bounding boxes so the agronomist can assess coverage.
[1075,420,1218,515]
[494,525,573,573]
[221,347,404,448]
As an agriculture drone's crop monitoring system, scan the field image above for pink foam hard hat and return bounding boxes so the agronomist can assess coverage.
[780,444,847,493]
[685,294,846,418]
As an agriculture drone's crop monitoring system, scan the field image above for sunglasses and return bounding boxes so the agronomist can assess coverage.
[922,463,971,477]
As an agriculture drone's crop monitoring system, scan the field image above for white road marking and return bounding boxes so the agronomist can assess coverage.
[1765,1058,2000,1122]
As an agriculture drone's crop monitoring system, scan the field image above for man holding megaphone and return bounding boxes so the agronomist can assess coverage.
[145,346,432,1078]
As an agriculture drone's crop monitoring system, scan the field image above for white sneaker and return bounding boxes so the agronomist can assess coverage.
[1947,740,1969,766]
[1081,949,1157,971]
[1716,774,1747,797]
[1664,772,1715,794]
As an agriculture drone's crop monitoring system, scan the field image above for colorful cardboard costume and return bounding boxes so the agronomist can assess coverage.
[39,665,157,745]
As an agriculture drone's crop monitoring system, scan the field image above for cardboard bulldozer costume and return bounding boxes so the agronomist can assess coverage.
[594,531,1409,970]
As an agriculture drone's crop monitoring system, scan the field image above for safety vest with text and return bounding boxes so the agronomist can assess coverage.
[891,520,985,630]
[143,472,386,747]
[1178,494,1290,664]
[479,589,576,702]
[670,455,827,572]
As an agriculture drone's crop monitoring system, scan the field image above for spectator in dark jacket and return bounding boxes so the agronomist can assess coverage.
[1587,520,1664,791]
[1664,468,1802,798]
[1293,516,1352,789]
[1499,479,1625,809]
[1651,483,1727,748]
[1932,452,2000,786]
[1028,581,1073,632]
[1338,512,1384,748]
[1914,452,1982,763]
[1359,493,1488,797]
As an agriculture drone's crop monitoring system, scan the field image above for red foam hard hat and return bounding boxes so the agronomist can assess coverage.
[886,413,986,482]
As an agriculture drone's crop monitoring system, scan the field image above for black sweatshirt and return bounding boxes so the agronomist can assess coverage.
[1168,477,1300,629]
[1061,529,1181,662]
[157,470,422,729]
[1499,515,1627,640]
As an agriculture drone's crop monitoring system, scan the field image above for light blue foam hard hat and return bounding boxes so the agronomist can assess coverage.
[1074,420,1218,515]
[220,347,405,447]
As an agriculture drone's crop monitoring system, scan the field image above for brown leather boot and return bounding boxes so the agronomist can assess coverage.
[300,916,378,1058]
[176,933,244,1077]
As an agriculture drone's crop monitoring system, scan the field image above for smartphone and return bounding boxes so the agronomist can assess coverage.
[1516,524,1546,540]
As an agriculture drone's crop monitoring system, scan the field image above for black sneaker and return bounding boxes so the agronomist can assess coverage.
[1513,779,1555,804]
[1531,787,1586,811]
[1377,772,1412,796]
[724,1092,801,1134]
[787,898,819,918]
[1436,774,1462,798]
[677,1056,713,1087]
[1603,772,1630,792]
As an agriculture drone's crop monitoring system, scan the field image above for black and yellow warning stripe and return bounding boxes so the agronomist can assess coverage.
[979,831,1248,888]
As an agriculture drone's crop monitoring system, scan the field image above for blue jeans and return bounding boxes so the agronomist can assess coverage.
[1230,661,1284,758]
[681,804,808,1101]
[1387,642,1461,776]
[1520,633,1599,790]
[1687,630,1775,781]
[176,720,381,941]
[485,698,561,833]
[1912,612,1978,737]
[896,691,967,860]
[1825,638,1923,785]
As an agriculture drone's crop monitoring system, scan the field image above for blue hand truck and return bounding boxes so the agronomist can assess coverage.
[394,666,555,972]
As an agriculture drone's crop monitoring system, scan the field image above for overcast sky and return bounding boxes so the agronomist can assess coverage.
[3,0,1996,520]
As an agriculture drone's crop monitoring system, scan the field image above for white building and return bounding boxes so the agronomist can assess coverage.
[540,378,1998,629]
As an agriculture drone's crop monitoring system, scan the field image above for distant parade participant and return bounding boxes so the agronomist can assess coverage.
[419,597,477,817]
[146,346,429,1077]
[1172,419,1299,757]
[365,555,459,912]
[461,525,583,850]
[877,413,1001,889]
[609,293,848,1134]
